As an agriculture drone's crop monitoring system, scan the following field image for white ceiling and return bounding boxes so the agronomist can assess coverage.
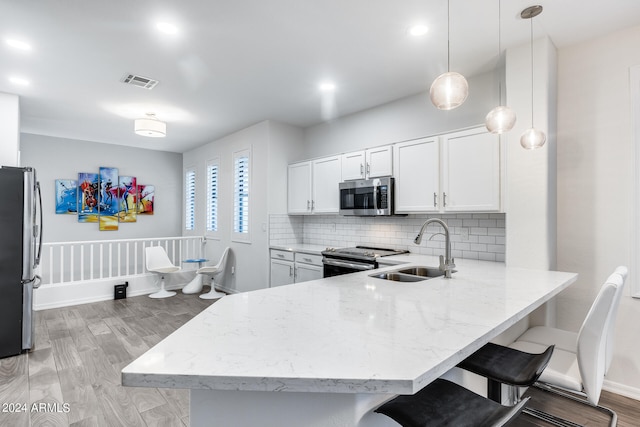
[2,0,640,153]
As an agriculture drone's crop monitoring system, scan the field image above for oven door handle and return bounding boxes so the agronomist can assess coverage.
[322,258,376,271]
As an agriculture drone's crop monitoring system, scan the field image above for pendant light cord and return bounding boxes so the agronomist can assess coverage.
[497,0,502,104]
[447,0,451,72]
[530,15,534,127]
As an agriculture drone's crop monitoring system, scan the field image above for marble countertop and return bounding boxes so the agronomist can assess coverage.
[269,244,327,255]
[122,256,576,394]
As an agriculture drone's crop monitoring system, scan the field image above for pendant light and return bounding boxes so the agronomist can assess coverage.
[135,113,166,138]
[520,5,546,149]
[485,0,516,134]
[430,0,468,110]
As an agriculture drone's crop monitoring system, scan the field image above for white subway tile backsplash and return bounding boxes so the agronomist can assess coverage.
[269,213,506,262]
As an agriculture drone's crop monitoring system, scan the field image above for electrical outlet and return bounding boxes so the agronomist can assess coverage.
[460,227,469,241]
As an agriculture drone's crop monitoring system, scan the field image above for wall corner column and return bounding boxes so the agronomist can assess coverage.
[0,92,20,166]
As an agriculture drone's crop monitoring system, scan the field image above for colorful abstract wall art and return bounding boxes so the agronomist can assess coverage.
[99,167,119,231]
[137,184,154,215]
[118,176,137,223]
[78,173,99,223]
[58,167,154,231]
[55,179,77,214]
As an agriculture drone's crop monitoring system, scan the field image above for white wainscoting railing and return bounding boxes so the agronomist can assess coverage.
[39,236,205,286]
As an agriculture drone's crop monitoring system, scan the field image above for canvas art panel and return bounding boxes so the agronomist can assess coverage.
[78,173,99,223]
[118,176,137,223]
[137,184,154,215]
[99,167,119,231]
[55,179,77,214]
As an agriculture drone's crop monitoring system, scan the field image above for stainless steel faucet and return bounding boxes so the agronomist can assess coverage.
[414,218,456,278]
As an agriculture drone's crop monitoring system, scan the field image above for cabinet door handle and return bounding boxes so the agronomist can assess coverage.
[277,254,284,258]
[303,257,312,262]
[433,192,438,207]
[360,164,364,176]
[443,192,447,207]
[311,200,315,210]
[290,266,294,277]
[366,163,370,175]
[307,200,310,210]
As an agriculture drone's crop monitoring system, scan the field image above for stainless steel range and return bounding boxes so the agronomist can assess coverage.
[321,246,409,277]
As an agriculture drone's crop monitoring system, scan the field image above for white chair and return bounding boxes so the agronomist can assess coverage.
[197,247,230,300]
[509,268,627,427]
[515,266,628,374]
[145,246,181,299]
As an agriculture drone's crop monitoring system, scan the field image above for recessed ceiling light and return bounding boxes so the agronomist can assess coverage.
[9,76,29,86]
[156,22,178,35]
[5,38,31,51]
[319,82,336,93]
[408,25,429,37]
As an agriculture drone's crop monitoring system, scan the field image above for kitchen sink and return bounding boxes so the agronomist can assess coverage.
[368,272,427,282]
[396,267,450,278]
[369,266,454,282]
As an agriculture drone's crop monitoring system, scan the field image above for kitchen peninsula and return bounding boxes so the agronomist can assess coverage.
[122,255,577,426]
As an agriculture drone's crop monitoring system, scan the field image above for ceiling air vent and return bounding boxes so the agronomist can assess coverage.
[121,74,159,90]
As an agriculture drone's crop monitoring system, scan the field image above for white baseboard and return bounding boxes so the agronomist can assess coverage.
[604,379,640,401]
[33,270,197,311]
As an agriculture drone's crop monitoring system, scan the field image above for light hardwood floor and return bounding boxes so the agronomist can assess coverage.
[0,293,215,427]
[0,293,637,426]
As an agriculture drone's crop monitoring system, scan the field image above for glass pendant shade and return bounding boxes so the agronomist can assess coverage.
[429,71,469,110]
[520,128,546,149]
[485,105,516,134]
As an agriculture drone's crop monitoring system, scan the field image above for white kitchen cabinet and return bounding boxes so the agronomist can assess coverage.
[287,161,312,214]
[341,146,393,180]
[441,127,501,212]
[294,252,323,283]
[311,156,341,213]
[270,250,323,287]
[287,156,341,215]
[270,250,295,287]
[393,137,439,213]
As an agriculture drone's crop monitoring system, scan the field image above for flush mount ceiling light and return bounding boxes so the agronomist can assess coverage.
[520,5,546,150]
[429,0,468,110]
[485,0,516,134]
[135,113,166,138]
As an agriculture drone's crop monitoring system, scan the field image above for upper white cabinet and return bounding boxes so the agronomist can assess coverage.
[287,161,312,214]
[342,146,393,180]
[441,127,501,212]
[393,137,439,213]
[287,155,341,215]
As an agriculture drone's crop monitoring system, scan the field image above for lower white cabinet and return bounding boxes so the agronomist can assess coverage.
[270,250,324,287]
[294,252,323,283]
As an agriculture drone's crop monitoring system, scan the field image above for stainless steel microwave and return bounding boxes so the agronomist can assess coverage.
[339,177,394,216]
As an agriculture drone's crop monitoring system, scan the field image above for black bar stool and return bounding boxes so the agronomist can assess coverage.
[374,378,529,427]
[457,342,555,404]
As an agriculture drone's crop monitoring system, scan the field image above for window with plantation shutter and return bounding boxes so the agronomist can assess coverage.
[206,159,219,233]
[185,169,196,231]
[233,148,250,241]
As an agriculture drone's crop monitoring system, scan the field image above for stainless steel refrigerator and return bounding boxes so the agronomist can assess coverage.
[0,166,42,358]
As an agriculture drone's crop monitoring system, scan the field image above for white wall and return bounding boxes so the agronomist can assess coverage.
[505,36,557,271]
[182,120,303,293]
[556,25,640,397]
[0,92,20,166]
[20,133,182,242]
[302,71,498,158]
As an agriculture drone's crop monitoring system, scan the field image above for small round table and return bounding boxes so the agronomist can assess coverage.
[181,258,208,294]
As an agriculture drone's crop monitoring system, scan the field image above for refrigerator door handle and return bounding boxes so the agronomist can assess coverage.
[34,181,43,268]
[33,275,41,289]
